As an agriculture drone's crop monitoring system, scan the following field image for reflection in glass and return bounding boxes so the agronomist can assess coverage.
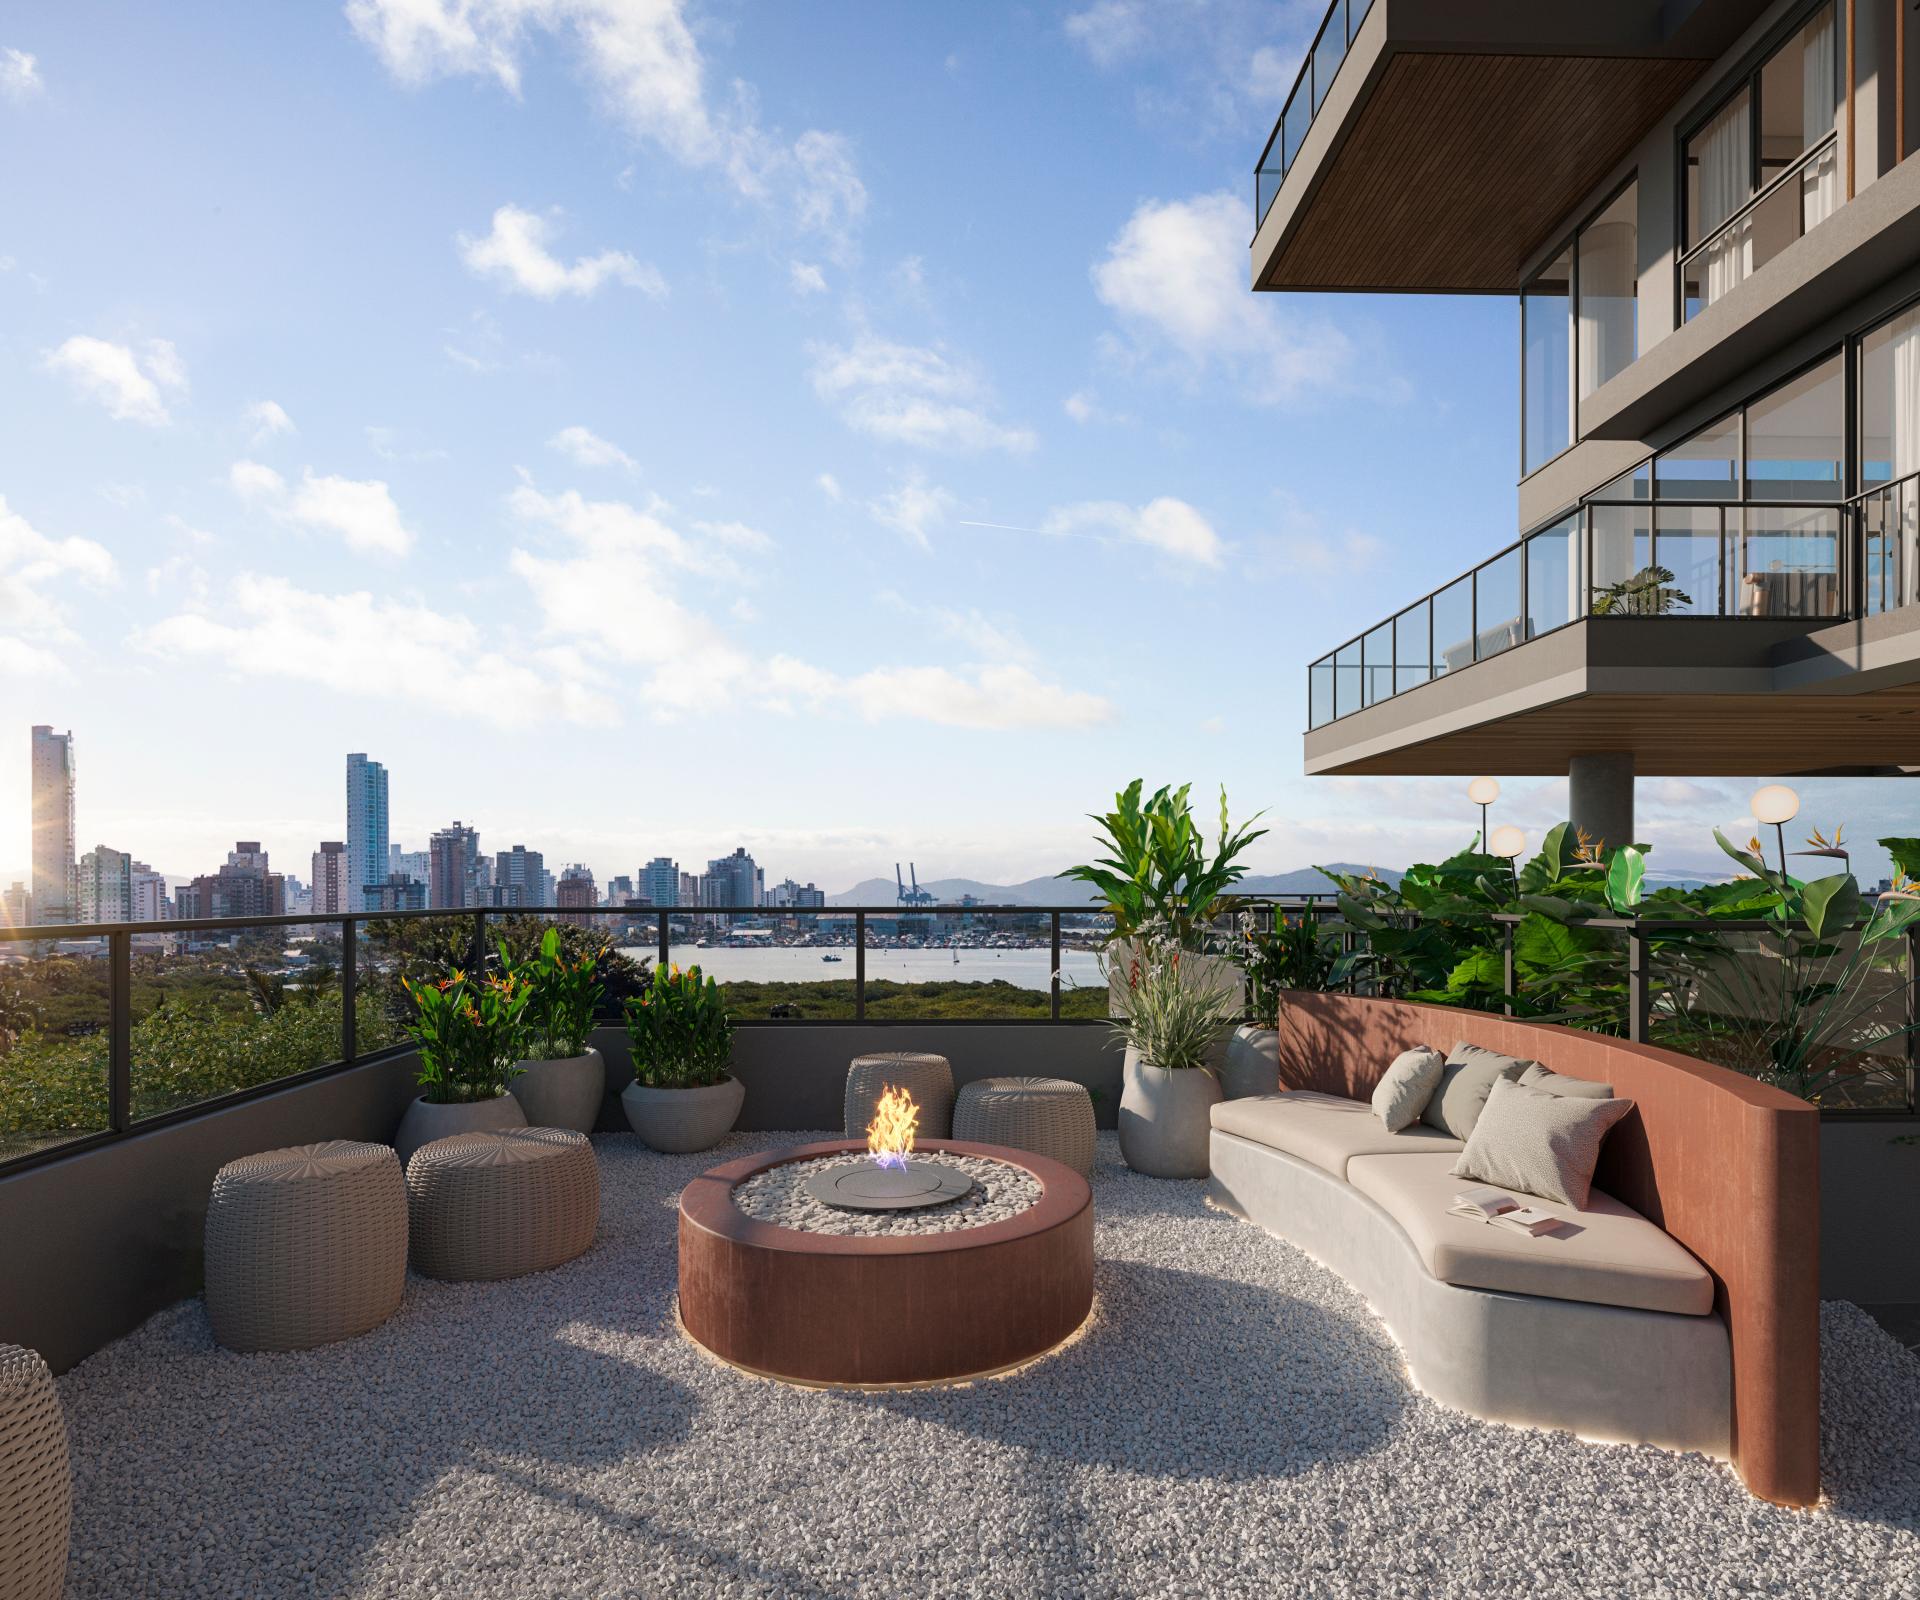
[1433,575,1474,676]
[1736,506,1841,617]
[1745,355,1842,498]
[1523,247,1573,474]
[0,937,110,1159]
[1334,640,1361,719]
[1475,549,1523,660]
[1395,599,1431,693]
[1309,656,1335,727]
[1656,411,1739,499]
[1589,503,1653,612]
[1313,3,1347,114]
[1654,506,1726,614]
[1577,184,1638,398]
[1362,620,1393,706]
[1858,306,1920,491]
[1526,519,1579,637]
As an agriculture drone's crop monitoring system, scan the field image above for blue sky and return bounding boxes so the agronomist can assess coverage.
[0,1,1901,891]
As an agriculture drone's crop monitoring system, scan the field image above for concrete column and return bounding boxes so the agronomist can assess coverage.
[1569,753,1635,851]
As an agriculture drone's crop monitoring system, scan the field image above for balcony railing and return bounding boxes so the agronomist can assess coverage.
[1254,0,1377,229]
[1680,133,1840,324]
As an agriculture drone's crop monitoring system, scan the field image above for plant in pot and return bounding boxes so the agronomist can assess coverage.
[501,927,608,1134]
[620,964,743,1153]
[393,968,534,1167]
[1106,928,1241,1177]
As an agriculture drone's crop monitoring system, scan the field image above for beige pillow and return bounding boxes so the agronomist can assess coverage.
[1370,1046,1445,1132]
[1421,1042,1535,1140]
[1518,1063,1613,1100]
[1450,1076,1633,1209]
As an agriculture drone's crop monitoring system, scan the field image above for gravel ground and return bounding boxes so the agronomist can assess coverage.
[732,1151,1040,1235]
[57,1131,1920,1600]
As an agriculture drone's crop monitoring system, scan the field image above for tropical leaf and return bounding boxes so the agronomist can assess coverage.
[1798,874,1862,941]
[1604,846,1646,912]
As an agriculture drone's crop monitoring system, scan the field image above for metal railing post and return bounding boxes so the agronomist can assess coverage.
[470,908,487,974]
[1627,923,1650,1044]
[108,930,131,1133]
[1502,921,1516,1017]
[855,911,867,1021]
[657,910,670,973]
[342,916,357,1065]
[1050,911,1062,1022]
[1907,924,1918,1115]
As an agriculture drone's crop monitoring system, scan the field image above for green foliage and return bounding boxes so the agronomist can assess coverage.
[500,925,606,1059]
[1064,779,1267,948]
[1590,564,1691,615]
[623,964,734,1088]
[1102,930,1240,1071]
[1234,913,1337,1018]
[400,968,534,1103]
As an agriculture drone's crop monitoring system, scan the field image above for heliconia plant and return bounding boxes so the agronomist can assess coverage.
[623,964,734,1089]
[499,925,605,1061]
[400,968,534,1104]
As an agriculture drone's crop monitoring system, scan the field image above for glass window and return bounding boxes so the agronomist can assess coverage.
[1589,502,1653,611]
[1594,462,1651,502]
[1333,640,1361,719]
[1394,599,1431,693]
[1362,620,1394,707]
[1523,245,1573,474]
[1475,548,1523,659]
[1859,306,1920,490]
[1577,184,1638,398]
[1656,411,1739,499]
[1309,656,1335,728]
[1526,519,1579,637]
[1745,355,1842,498]
[1653,506,1726,614]
[1432,574,1474,677]
[1736,505,1842,617]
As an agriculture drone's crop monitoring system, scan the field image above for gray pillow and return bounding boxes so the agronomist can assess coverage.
[1370,1046,1445,1132]
[1518,1063,1614,1100]
[1450,1076,1633,1208]
[1421,1042,1534,1140]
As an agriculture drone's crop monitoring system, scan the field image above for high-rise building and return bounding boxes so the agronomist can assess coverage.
[429,821,481,909]
[605,874,636,906]
[679,870,701,907]
[389,846,431,885]
[1,882,29,928]
[311,841,351,915]
[556,863,597,924]
[77,845,133,924]
[181,841,286,920]
[702,848,761,909]
[30,725,76,924]
[365,872,427,912]
[346,754,389,912]
[769,877,827,909]
[130,863,170,923]
[494,845,546,907]
[642,857,681,908]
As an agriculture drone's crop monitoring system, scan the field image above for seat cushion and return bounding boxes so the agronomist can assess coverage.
[1210,1091,1464,1180]
[1346,1152,1714,1316]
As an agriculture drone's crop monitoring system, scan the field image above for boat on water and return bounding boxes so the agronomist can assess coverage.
[822,953,843,963]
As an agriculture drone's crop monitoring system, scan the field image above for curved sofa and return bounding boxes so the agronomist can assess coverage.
[1204,994,1819,1507]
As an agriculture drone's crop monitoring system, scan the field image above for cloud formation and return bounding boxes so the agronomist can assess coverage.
[867,477,955,551]
[0,492,116,676]
[44,336,187,426]
[1043,497,1225,567]
[550,425,637,470]
[810,333,1036,455]
[459,204,665,299]
[246,399,296,441]
[1,46,40,98]
[228,461,417,556]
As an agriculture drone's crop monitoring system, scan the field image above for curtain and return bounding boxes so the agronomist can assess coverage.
[1893,309,1920,607]
[1698,95,1752,305]
[1576,220,1635,399]
[1801,6,1839,230]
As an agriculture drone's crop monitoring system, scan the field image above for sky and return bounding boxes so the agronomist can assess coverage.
[0,0,1909,895]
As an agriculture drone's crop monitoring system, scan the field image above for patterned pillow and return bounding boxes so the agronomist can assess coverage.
[1370,1046,1446,1132]
[1449,1076,1633,1209]
[1518,1063,1614,1100]
[1420,1042,1535,1140]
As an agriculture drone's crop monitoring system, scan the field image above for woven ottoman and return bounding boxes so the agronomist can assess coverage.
[407,1128,599,1282]
[844,1051,954,1138]
[953,1076,1096,1176]
[0,1345,69,1600]
[205,1140,408,1353]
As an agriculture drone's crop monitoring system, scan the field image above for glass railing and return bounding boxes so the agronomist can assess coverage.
[1254,0,1377,228]
[1308,496,1855,730]
[1680,134,1840,323]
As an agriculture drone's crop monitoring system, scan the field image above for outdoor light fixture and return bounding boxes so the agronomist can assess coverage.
[1751,784,1800,877]
[1468,777,1501,851]
[1489,825,1526,859]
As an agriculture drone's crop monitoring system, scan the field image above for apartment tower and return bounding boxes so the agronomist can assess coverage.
[29,725,76,924]
[345,753,389,912]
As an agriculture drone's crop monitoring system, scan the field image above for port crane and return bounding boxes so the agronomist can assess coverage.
[895,863,936,906]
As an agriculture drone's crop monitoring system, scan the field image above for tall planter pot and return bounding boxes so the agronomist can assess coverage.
[510,1047,606,1134]
[622,1075,745,1154]
[1219,1024,1279,1100]
[394,1093,527,1169]
[1118,1046,1222,1178]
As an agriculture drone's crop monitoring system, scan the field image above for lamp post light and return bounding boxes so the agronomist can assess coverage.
[1489,825,1527,892]
[1468,777,1501,853]
[1750,785,1800,879]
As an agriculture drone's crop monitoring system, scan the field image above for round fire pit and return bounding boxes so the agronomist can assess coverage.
[678,1139,1093,1388]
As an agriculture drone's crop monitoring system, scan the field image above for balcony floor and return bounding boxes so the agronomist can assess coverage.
[58,1133,1920,1598]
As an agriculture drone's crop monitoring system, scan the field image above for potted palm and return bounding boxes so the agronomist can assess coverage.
[503,927,607,1134]
[620,964,743,1153]
[1107,930,1241,1177]
[393,968,533,1166]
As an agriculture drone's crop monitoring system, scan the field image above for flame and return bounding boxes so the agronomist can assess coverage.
[866,1084,918,1170]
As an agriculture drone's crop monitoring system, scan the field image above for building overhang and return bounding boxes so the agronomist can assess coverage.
[1304,613,1920,777]
[1251,1,1760,295]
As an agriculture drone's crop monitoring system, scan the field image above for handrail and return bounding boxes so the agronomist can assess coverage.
[1253,0,1373,231]
[1677,131,1839,277]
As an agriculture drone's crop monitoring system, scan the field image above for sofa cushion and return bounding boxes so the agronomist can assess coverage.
[1519,1063,1614,1100]
[1421,1042,1534,1140]
[1346,1151,1714,1316]
[1452,1076,1633,1208]
[1211,1091,1463,1180]
[1370,1046,1445,1132]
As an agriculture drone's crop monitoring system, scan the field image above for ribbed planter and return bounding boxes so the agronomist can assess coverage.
[510,1047,606,1134]
[1118,1046,1222,1178]
[393,1093,528,1169]
[622,1075,745,1153]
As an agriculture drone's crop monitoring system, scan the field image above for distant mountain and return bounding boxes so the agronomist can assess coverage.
[827,863,1400,907]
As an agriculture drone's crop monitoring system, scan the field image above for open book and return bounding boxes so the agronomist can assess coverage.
[1449,1189,1565,1238]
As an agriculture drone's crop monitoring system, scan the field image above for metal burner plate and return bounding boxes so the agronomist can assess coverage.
[803,1159,977,1212]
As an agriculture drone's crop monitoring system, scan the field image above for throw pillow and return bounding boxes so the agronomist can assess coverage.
[1518,1063,1614,1100]
[1421,1042,1535,1140]
[1370,1046,1446,1132]
[1450,1076,1633,1208]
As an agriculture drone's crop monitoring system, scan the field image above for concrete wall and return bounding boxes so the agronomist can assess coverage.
[1818,1118,1920,1302]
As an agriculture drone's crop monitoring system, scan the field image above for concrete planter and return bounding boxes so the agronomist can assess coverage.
[1219,1025,1280,1100]
[1118,1046,1223,1178]
[510,1047,605,1134]
[394,1093,527,1169]
[622,1075,745,1154]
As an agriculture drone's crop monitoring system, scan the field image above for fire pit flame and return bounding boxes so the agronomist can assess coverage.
[866,1085,917,1171]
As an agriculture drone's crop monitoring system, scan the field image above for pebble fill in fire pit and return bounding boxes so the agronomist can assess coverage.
[734,1151,1039,1236]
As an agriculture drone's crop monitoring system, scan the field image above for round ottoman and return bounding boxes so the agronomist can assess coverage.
[406,1128,599,1282]
[844,1051,954,1138]
[204,1140,408,1353]
[953,1076,1097,1177]
[0,1345,69,1600]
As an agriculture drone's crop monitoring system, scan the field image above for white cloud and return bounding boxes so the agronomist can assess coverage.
[0,492,116,676]
[693,519,774,553]
[1063,389,1131,426]
[1043,496,1225,567]
[1,47,41,99]
[765,658,1112,732]
[43,336,187,426]
[459,204,665,299]
[227,461,415,556]
[245,399,295,441]
[550,424,637,470]
[228,459,286,500]
[1092,191,1359,403]
[809,333,1036,455]
[867,477,956,551]
[815,472,843,502]
[790,260,828,295]
[1064,1,1150,67]
[135,574,616,727]
[879,591,1033,665]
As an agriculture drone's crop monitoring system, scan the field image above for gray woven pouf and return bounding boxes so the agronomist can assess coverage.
[953,1076,1096,1176]
[844,1051,955,1138]
[205,1140,408,1353]
[406,1128,599,1282]
[0,1345,69,1600]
